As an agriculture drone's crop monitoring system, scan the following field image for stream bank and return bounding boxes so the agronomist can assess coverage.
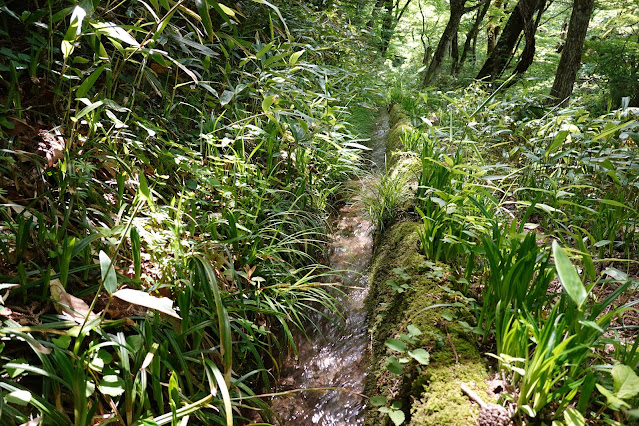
[363,104,493,425]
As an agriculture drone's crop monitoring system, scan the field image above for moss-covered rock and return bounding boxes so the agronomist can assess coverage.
[365,104,492,426]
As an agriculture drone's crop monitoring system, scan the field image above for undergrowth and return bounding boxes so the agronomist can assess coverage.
[369,81,639,425]
[0,0,383,423]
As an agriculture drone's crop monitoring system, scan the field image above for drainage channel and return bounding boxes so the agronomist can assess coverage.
[271,110,389,425]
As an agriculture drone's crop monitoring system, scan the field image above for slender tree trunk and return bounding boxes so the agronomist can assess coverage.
[422,0,467,85]
[367,0,386,28]
[549,0,595,105]
[455,0,491,74]
[379,0,414,55]
[451,31,460,73]
[475,0,542,81]
[513,0,547,75]
[379,0,394,55]
[486,0,503,56]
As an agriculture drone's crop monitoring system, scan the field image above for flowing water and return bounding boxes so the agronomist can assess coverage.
[272,111,388,425]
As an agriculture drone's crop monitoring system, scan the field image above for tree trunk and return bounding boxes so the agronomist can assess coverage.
[513,0,546,75]
[486,0,503,56]
[379,0,414,55]
[366,0,386,28]
[475,0,542,81]
[422,0,467,85]
[379,0,394,55]
[455,0,491,74]
[548,0,595,105]
[451,31,460,73]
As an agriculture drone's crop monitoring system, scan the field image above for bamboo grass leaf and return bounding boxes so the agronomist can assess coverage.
[99,251,118,294]
[552,241,587,310]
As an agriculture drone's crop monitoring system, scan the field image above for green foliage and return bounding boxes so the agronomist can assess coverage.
[380,80,639,424]
[0,0,384,422]
[585,32,639,108]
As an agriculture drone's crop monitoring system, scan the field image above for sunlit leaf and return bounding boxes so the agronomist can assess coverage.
[5,389,31,406]
[612,364,639,400]
[220,90,234,106]
[114,288,181,319]
[408,349,430,365]
[552,241,587,309]
[289,49,305,66]
[99,251,118,294]
[91,22,140,47]
[564,408,585,426]
[388,409,405,425]
[98,375,125,397]
[385,338,407,353]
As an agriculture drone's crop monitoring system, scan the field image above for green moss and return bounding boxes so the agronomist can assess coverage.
[410,363,488,426]
[389,103,409,125]
[386,103,414,166]
[365,210,490,426]
[387,120,412,155]
[389,153,421,180]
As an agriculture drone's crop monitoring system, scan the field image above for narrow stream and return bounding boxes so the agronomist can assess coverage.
[272,110,388,425]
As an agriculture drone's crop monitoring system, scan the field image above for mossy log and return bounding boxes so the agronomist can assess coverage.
[365,105,493,426]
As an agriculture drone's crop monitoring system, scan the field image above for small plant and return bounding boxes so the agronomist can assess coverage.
[370,324,430,425]
[363,171,409,230]
[385,267,412,293]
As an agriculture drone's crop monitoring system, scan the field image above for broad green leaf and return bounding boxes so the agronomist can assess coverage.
[408,349,430,365]
[91,22,140,47]
[388,409,405,425]
[545,130,569,157]
[73,100,103,121]
[99,251,117,294]
[220,90,234,106]
[138,172,151,203]
[52,334,71,349]
[603,267,628,281]
[169,371,179,412]
[596,384,629,409]
[592,120,636,141]
[386,357,404,374]
[76,64,105,98]
[218,3,236,17]
[255,42,273,59]
[262,95,275,112]
[564,408,585,426]
[407,324,422,336]
[194,0,214,42]
[62,5,86,60]
[114,288,181,318]
[552,241,587,309]
[5,389,31,406]
[289,49,305,66]
[612,364,639,400]
[98,375,125,397]
[385,339,407,353]
[369,396,387,406]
